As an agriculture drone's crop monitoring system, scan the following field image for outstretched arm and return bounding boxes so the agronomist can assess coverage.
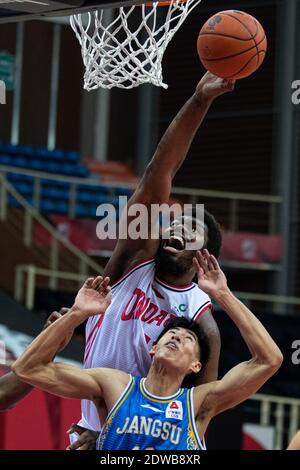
[0,372,32,411]
[193,251,283,418]
[0,308,70,411]
[12,277,112,400]
[104,74,235,281]
[195,309,221,384]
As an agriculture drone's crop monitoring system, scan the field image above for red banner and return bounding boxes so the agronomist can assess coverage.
[220,231,282,264]
[0,386,80,450]
[38,217,282,264]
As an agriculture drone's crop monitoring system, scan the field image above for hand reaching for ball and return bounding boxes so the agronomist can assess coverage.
[195,72,235,102]
[197,10,267,81]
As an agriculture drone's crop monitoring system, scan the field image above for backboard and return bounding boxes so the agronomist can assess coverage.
[0,0,140,23]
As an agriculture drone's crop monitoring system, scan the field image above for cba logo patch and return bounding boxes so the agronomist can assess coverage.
[172,304,187,316]
[166,401,183,420]
[207,15,222,30]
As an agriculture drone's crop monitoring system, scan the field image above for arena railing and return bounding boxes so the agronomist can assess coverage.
[0,165,282,235]
[14,265,89,310]
[0,173,103,292]
[15,262,300,314]
[248,393,300,450]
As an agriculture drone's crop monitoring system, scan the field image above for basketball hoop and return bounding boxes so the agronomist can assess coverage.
[70,0,201,90]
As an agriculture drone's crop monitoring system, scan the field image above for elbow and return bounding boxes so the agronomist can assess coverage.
[261,348,284,373]
[269,350,284,371]
[11,361,30,382]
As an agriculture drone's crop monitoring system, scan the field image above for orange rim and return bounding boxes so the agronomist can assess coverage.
[145,0,188,6]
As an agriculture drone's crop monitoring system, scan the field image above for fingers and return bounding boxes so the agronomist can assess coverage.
[43,311,61,329]
[83,275,111,293]
[193,257,204,279]
[92,276,111,293]
[67,439,84,451]
[210,254,220,271]
[43,306,71,330]
[66,424,85,450]
[101,276,111,291]
[203,249,215,271]
[74,443,92,451]
[195,250,209,273]
[195,249,219,272]
[66,427,98,450]
[84,278,94,289]
[223,78,235,86]
[67,423,85,435]
[192,257,201,275]
[91,276,102,290]
[59,307,70,315]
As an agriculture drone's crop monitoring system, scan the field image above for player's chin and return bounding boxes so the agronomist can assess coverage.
[161,348,181,362]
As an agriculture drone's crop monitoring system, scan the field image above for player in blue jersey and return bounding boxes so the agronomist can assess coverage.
[12,250,283,450]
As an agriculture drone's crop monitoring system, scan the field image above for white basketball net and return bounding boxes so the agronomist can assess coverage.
[70,0,201,90]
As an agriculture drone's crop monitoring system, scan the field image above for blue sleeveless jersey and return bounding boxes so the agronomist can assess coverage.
[98,376,206,451]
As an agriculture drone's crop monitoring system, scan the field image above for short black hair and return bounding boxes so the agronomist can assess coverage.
[182,206,222,258]
[204,209,222,259]
[154,317,210,388]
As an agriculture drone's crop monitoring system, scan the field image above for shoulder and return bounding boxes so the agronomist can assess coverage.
[193,382,218,419]
[90,368,130,386]
[187,285,212,321]
[196,308,220,337]
[110,257,155,289]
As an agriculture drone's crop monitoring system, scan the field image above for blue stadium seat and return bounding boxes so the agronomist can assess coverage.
[115,187,133,197]
[35,148,55,159]
[41,199,69,215]
[42,187,69,200]
[76,204,99,218]
[14,156,27,167]
[8,195,22,208]
[13,181,34,196]
[0,154,11,165]
[77,191,110,204]
[76,165,90,177]
[8,194,33,207]
[7,172,34,183]
[53,180,70,190]
[17,145,36,156]
[52,149,65,160]
[1,143,130,220]
[29,160,44,171]
[65,151,80,163]
[40,200,55,213]
[0,143,17,154]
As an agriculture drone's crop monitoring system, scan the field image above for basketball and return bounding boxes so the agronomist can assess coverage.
[197,10,267,80]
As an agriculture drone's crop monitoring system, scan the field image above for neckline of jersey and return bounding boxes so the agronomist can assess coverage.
[141,378,183,402]
[154,276,194,290]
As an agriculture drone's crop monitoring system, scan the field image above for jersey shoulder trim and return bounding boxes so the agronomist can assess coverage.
[140,378,184,403]
[98,375,135,450]
[154,277,195,292]
[192,301,213,321]
[106,374,135,422]
[112,258,155,290]
[187,388,206,450]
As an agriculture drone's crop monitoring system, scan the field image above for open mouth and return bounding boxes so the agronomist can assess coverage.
[165,341,179,351]
[163,236,185,255]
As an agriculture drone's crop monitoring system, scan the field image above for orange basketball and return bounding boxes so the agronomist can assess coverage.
[197,10,267,80]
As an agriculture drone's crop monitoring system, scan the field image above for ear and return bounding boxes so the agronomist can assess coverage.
[150,343,157,358]
[189,360,202,375]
